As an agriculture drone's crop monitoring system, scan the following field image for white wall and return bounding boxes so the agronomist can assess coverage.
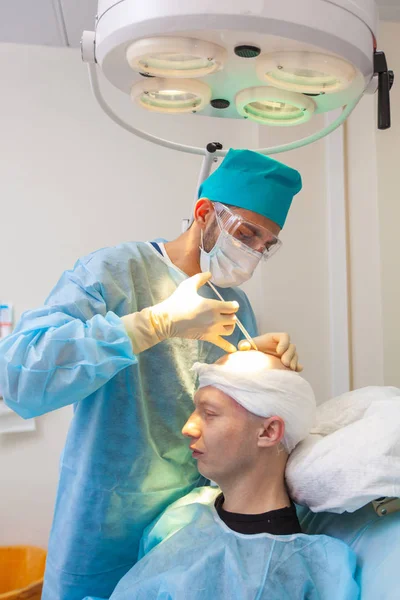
[375,22,400,388]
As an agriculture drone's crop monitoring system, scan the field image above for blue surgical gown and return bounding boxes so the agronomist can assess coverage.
[298,503,400,599]
[104,487,360,600]
[0,242,257,600]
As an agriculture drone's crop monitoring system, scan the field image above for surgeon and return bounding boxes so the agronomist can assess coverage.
[96,352,358,600]
[0,149,303,600]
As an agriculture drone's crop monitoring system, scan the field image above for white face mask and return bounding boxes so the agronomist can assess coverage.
[200,228,262,288]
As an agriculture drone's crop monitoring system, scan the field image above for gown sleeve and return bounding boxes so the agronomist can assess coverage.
[0,256,136,418]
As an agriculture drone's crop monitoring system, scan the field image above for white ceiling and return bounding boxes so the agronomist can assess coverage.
[0,0,398,48]
[59,0,99,47]
[0,0,97,47]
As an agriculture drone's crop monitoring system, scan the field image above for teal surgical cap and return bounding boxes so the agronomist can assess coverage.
[198,149,302,228]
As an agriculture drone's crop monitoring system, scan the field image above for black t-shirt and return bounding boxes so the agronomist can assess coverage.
[214,493,302,535]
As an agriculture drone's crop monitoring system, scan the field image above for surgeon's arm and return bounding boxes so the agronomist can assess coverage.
[0,258,136,419]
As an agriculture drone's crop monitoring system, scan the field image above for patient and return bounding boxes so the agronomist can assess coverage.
[105,351,359,599]
[184,351,311,535]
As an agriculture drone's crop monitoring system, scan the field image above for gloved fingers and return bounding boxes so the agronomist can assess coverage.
[289,353,298,372]
[208,321,236,336]
[201,314,236,336]
[289,349,304,372]
[205,335,237,354]
[222,324,236,335]
[220,301,240,315]
[209,299,239,315]
[281,343,297,367]
[239,332,284,355]
[239,333,302,370]
[189,271,212,291]
[217,313,238,327]
[274,333,291,356]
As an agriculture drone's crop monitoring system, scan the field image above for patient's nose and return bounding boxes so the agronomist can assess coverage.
[182,413,201,438]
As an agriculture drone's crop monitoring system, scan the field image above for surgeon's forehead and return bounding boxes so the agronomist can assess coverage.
[231,207,281,236]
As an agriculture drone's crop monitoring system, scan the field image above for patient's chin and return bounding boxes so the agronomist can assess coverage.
[196,461,213,481]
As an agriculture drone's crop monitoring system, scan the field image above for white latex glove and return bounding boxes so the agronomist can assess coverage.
[238,332,302,372]
[122,272,239,354]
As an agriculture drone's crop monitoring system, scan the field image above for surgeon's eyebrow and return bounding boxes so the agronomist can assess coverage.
[239,222,259,236]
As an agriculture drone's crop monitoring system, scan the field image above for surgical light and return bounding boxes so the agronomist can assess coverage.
[256,52,356,95]
[236,87,315,127]
[81,1,394,158]
[131,78,211,114]
[126,37,227,78]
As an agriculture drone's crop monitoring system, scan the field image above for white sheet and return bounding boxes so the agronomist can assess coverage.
[286,386,400,513]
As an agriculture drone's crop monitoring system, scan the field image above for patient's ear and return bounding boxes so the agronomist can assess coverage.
[257,416,285,448]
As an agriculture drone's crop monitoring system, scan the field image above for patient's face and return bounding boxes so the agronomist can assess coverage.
[182,351,290,482]
[182,385,262,483]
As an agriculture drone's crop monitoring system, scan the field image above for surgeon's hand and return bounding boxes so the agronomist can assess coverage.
[238,332,302,372]
[122,272,239,354]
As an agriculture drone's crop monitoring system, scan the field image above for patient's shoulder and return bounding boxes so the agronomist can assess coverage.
[139,487,219,558]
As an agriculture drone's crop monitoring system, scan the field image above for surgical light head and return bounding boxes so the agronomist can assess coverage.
[81,1,394,158]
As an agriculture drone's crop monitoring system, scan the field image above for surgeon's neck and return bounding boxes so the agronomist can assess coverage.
[164,225,202,277]
[218,455,291,515]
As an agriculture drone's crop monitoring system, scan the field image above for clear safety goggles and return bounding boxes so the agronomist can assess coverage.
[213,202,282,260]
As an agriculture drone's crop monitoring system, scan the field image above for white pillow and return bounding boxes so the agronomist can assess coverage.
[286,386,400,513]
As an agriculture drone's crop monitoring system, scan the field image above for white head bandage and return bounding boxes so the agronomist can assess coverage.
[193,352,316,453]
